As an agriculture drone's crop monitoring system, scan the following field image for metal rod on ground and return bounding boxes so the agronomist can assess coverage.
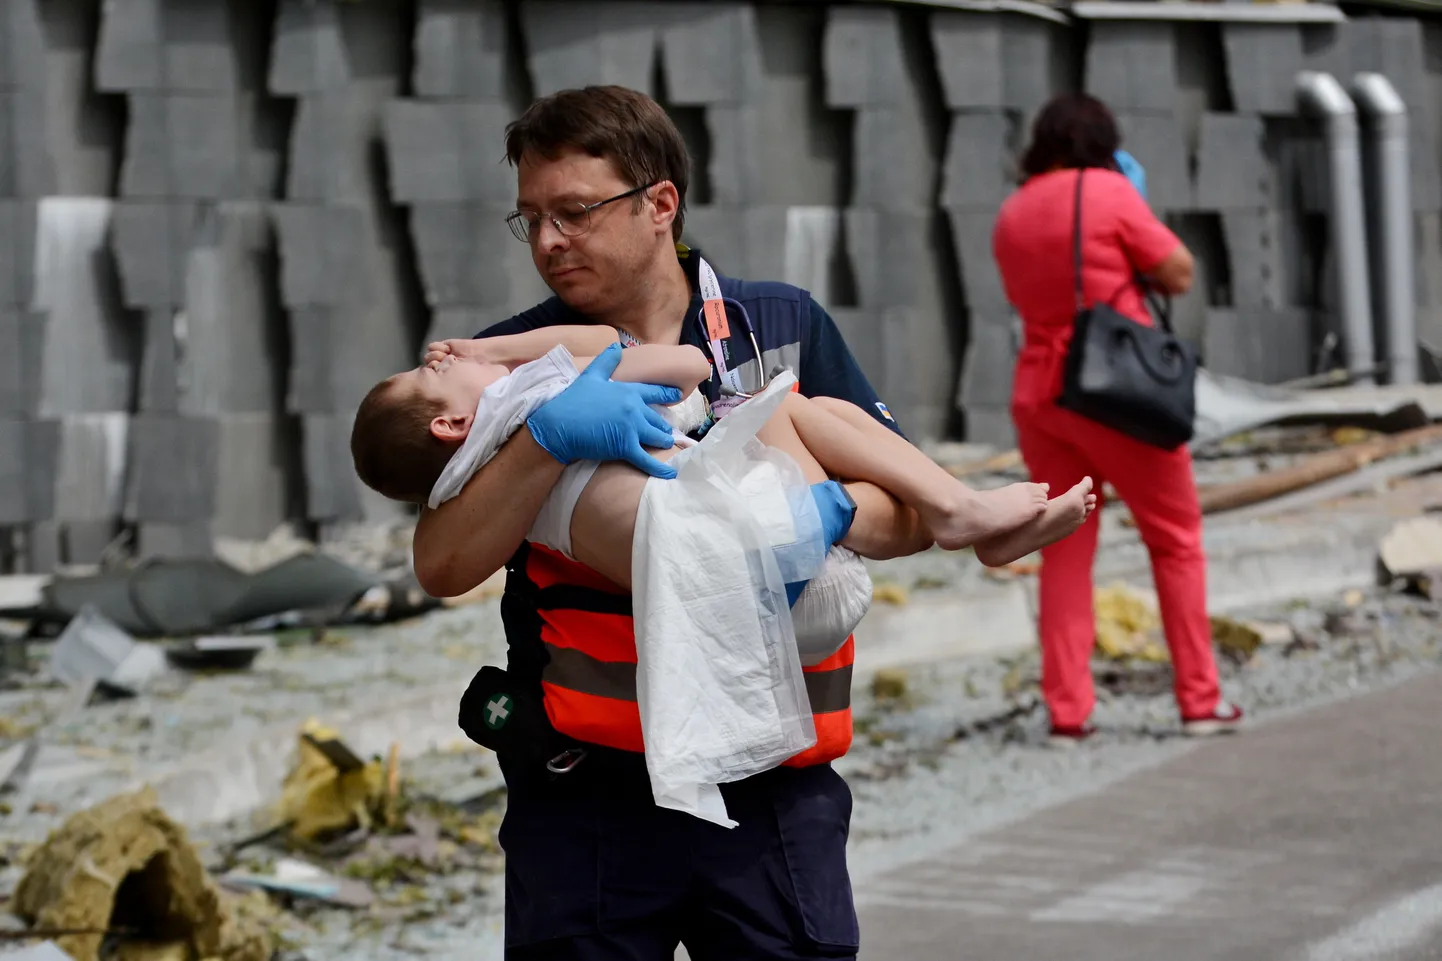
[1196,422,1442,515]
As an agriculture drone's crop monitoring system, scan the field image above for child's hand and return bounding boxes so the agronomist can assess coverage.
[423,339,489,369]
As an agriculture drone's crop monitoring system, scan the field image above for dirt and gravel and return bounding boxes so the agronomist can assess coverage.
[1,546,1439,960]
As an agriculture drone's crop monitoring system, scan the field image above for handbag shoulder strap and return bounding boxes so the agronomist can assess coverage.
[1074,165,1178,334]
[1071,169,1086,312]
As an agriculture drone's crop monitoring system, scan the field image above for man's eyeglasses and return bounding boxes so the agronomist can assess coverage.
[505,182,657,244]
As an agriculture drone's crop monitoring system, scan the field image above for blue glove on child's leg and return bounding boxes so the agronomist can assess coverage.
[526,343,684,479]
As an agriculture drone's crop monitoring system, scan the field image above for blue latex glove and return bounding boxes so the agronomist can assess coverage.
[526,343,683,479]
[1114,149,1147,200]
[811,480,857,549]
[785,481,858,607]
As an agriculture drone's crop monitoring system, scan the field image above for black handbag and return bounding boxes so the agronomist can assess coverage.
[1056,169,1198,450]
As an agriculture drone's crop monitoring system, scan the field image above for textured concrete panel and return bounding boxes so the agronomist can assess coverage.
[963,405,1015,448]
[0,419,30,524]
[124,413,217,523]
[50,413,130,521]
[853,103,943,212]
[1084,22,1178,114]
[846,207,950,313]
[31,199,135,418]
[301,413,364,522]
[521,1,661,97]
[287,307,337,415]
[828,309,884,397]
[946,208,1010,325]
[0,310,42,417]
[1116,114,1193,212]
[119,93,280,200]
[1221,210,1286,308]
[1223,24,1305,116]
[413,0,512,99]
[0,200,36,308]
[1203,306,1312,383]
[878,306,956,443]
[683,205,792,287]
[0,89,54,197]
[136,309,179,413]
[269,0,408,96]
[179,202,282,416]
[408,203,530,308]
[1195,113,1271,210]
[930,13,1005,110]
[93,0,163,91]
[824,6,908,108]
[271,203,366,309]
[939,111,1016,213]
[110,202,196,309]
[382,100,515,204]
[958,317,1015,410]
[210,413,296,539]
[659,3,763,106]
[0,0,47,90]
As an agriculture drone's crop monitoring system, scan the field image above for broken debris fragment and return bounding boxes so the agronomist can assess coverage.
[45,607,166,697]
[220,858,374,909]
[276,721,394,844]
[12,788,270,961]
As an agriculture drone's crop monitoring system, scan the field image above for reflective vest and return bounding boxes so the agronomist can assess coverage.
[515,542,855,767]
[500,259,856,767]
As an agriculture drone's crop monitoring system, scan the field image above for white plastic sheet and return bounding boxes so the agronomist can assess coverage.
[632,372,828,827]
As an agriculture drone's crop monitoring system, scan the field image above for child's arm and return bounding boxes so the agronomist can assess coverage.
[575,344,711,397]
[427,326,622,370]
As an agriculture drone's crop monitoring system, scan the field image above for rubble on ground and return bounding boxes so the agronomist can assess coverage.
[11,788,270,961]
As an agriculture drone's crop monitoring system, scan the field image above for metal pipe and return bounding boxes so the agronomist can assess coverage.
[1296,71,1377,385]
[1351,72,1420,386]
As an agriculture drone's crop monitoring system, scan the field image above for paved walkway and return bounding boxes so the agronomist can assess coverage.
[857,670,1442,960]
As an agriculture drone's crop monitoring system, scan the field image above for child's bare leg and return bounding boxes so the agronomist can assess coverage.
[974,477,1098,567]
[756,413,932,559]
[781,395,1047,550]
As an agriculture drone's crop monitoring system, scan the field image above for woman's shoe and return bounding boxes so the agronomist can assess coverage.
[1047,721,1096,748]
[1181,701,1244,737]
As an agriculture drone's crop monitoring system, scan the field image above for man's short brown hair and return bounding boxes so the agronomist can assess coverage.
[504,85,691,241]
[350,377,454,505]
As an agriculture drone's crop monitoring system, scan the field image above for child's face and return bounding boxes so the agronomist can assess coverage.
[398,355,509,442]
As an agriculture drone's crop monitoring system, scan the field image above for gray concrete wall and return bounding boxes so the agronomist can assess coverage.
[1,0,1439,571]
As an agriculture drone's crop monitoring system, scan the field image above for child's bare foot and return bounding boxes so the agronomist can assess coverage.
[922,482,1050,551]
[973,477,1096,567]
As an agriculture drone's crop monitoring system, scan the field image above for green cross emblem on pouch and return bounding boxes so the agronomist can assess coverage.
[485,693,513,730]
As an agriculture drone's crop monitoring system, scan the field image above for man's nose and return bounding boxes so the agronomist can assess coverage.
[535,216,570,252]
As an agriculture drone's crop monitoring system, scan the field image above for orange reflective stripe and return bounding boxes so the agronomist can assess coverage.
[540,613,638,664]
[542,681,645,752]
[528,544,628,593]
[785,709,853,768]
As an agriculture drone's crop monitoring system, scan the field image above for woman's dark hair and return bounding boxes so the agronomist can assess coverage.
[1018,93,1122,178]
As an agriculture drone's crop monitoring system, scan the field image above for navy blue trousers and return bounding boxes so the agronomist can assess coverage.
[499,757,859,960]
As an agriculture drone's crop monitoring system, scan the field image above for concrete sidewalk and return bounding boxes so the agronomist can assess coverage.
[856,669,1442,960]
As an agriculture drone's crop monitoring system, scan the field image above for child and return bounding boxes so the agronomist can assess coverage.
[350,325,1096,588]
[353,329,1096,827]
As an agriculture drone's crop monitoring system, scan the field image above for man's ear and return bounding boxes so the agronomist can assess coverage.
[648,181,680,235]
[430,411,472,442]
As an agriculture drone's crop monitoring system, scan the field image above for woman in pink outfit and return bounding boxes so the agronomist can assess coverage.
[990,93,1243,744]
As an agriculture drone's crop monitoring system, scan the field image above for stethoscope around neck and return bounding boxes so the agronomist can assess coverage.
[698,296,776,398]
